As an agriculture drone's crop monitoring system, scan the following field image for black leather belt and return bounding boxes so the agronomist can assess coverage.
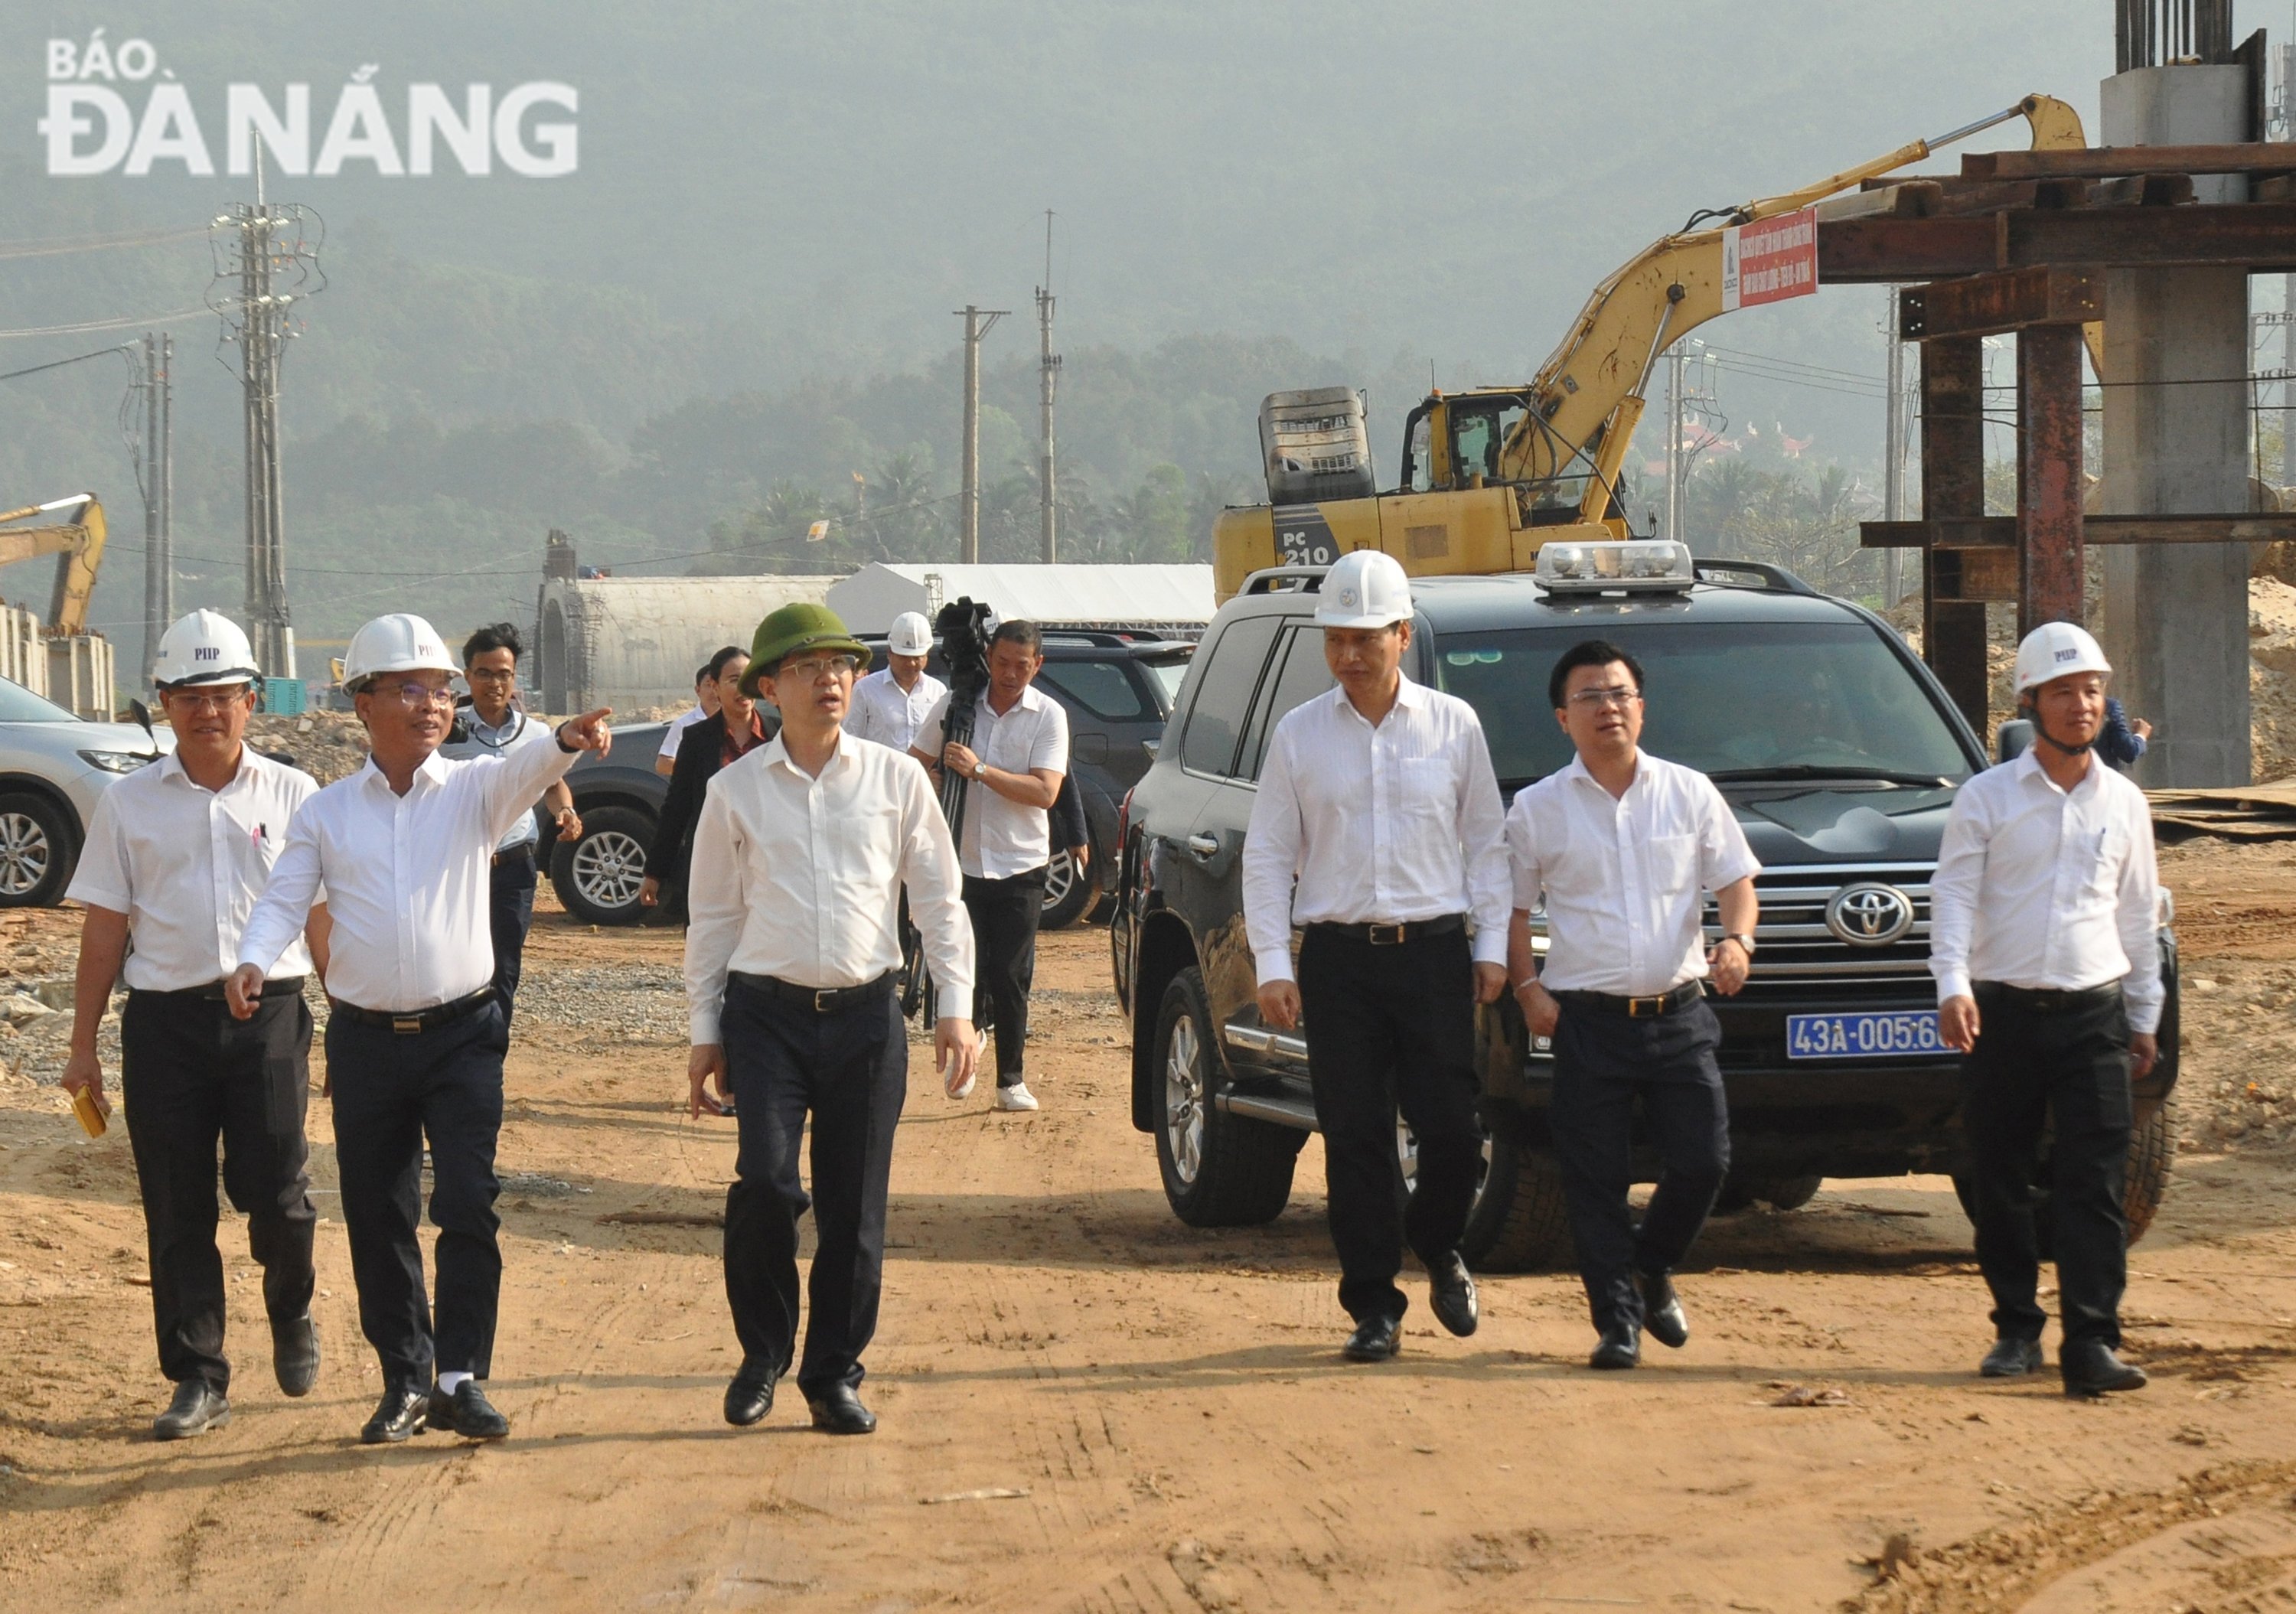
[331,987,497,1035]
[730,971,896,1014]
[1554,980,1706,1019]
[492,844,537,868]
[1305,914,1466,947]
[1975,981,2122,1015]
[140,977,306,1003]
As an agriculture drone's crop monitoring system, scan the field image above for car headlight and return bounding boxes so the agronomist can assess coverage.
[79,749,155,774]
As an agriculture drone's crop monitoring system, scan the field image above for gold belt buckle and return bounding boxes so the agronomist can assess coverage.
[814,989,837,1012]
[1367,923,1404,946]
[392,1016,422,1035]
[1627,994,1664,1018]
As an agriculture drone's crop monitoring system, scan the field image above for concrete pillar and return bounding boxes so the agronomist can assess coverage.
[2099,64,2252,787]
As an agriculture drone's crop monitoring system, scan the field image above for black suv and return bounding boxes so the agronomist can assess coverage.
[1111,561,2180,1269]
[550,632,1192,929]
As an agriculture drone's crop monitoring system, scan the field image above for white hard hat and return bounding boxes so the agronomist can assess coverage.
[342,612,455,692]
[152,609,259,689]
[888,611,934,657]
[1314,549,1413,630]
[2014,621,2112,696]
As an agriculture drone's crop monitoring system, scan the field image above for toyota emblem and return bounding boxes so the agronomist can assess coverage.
[1824,882,1915,947]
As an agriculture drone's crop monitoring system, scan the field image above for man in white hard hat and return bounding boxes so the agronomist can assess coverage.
[850,611,947,755]
[60,610,333,1440]
[228,612,613,1443]
[1241,549,1510,1361]
[1932,620,2162,1398]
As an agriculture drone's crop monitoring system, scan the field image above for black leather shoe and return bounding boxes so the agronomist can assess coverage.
[1341,1312,1402,1362]
[1427,1252,1479,1338]
[272,1312,320,1398]
[2061,1341,2148,1397]
[1590,1320,1641,1370]
[1637,1270,1688,1350]
[724,1363,779,1428]
[431,1380,510,1440]
[361,1380,431,1444]
[1980,1336,2044,1378]
[807,1384,877,1436]
[154,1379,230,1441]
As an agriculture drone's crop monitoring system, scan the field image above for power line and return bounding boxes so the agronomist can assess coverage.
[0,305,215,341]
[0,344,134,384]
[0,223,207,262]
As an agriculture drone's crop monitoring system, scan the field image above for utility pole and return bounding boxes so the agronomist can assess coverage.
[1035,212,1062,564]
[139,332,174,682]
[954,304,1008,565]
[1884,290,1907,605]
[1664,341,1684,544]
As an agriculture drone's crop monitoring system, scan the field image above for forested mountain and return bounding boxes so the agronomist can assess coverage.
[0,2,2122,657]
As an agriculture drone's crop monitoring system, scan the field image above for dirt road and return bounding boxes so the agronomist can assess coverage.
[5,869,2296,1612]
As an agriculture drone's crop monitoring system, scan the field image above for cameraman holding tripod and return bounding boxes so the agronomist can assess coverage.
[912,618,1068,1113]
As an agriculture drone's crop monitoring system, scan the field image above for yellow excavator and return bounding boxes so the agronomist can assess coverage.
[0,494,108,633]
[1213,96,2092,598]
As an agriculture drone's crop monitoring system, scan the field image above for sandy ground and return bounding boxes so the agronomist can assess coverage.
[4,878,2296,1612]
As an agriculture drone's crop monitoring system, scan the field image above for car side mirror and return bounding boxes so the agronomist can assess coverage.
[1996,719,2033,765]
[129,699,159,755]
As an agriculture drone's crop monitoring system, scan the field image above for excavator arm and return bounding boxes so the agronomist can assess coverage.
[0,494,108,635]
[1494,95,2091,514]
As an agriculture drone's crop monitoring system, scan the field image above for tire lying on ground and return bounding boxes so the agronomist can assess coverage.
[1152,966,1302,1226]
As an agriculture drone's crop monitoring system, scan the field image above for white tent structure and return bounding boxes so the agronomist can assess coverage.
[826,563,1215,637]
[533,574,840,714]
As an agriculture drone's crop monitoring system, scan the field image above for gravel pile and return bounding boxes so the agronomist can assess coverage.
[243,712,370,784]
[2174,964,2296,1153]
[512,964,690,1044]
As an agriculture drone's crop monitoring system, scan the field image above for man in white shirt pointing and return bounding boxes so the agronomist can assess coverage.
[230,613,612,1444]
[686,603,976,1436]
[1242,551,1510,1362]
[1932,622,2161,1398]
[1506,639,1760,1371]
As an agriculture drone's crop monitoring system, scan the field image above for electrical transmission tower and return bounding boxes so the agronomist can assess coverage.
[954,305,1009,564]
[1036,212,1062,563]
[208,180,323,679]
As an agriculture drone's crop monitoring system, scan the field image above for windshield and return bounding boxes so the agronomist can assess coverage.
[1142,655,1189,711]
[0,677,76,722]
[1430,620,1975,787]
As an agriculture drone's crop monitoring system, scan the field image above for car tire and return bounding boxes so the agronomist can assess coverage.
[0,791,76,908]
[1152,967,1301,1226]
[1746,1173,1824,1211]
[1040,848,1094,931]
[1458,1129,1573,1272]
[550,805,654,927]
[1949,1095,2177,1254]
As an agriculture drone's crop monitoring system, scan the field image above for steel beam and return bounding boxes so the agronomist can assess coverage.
[1963,142,2294,180]
[1900,266,2104,342]
[1863,512,2296,546]
[2017,322,2086,634]
[1820,202,2296,282]
[1920,338,1990,732]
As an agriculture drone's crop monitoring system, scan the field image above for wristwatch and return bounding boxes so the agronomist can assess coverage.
[1725,933,1757,956]
[974,758,987,780]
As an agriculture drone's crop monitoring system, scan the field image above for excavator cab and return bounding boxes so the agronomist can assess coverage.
[1401,391,1609,519]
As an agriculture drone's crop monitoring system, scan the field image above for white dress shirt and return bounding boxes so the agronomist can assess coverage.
[442,705,555,852]
[1243,677,1512,986]
[1929,748,2164,1033]
[683,729,975,1042]
[66,749,321,991]
[914,683,1070,880]
[1506,752,1761,996]
[238,732,579,1011]
[658,706,708,762]
[850,667,948,755]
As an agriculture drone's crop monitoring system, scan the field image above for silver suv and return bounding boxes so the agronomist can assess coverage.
[0,677,172,906]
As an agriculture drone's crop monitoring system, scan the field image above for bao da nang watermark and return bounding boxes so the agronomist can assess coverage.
[38,31,577,177]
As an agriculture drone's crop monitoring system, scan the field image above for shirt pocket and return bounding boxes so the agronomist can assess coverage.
[1649,832,1699,895]
[1397,756,1456,823]
[2083,823,2132,901]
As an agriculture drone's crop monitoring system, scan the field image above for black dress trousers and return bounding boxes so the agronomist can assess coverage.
[1960,983,2135,1350]
[488,845,539,1024]
[119,986,317,1391]
[1548,996,1731,1332]
[1296,925,1482,1325]
[963,866,1046,1086]
[325,1002,510,1384]
[720,975,908,1398]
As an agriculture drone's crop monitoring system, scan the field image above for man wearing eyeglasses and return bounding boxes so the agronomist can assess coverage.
[1505,638,1760,1371]
[444,621,580,1022]
[686,602,977,1436]
[229,613,612,1444]
[60,610,332,1441]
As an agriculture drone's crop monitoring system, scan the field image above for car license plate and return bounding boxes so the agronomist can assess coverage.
[1786,1009,1946,1060]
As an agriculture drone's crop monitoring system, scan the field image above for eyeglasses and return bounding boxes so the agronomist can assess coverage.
[465,667,517,683]
[164,687,251,714]
[1567,686,1642,710]
[781,654,859,683]
[365,680,456,708]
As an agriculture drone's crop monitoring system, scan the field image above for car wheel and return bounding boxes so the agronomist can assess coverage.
[550,805,654,926]
[1950,1096,2177,1254]
[1040,848,1094,930]
[0,792,75,908]
[1152,967,1301,1226]
[1459,1130,1573,1271]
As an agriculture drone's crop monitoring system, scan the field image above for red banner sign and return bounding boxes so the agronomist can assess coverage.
[1722,207,1818,311]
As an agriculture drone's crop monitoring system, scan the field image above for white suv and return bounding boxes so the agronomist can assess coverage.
[0,677,172,906]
